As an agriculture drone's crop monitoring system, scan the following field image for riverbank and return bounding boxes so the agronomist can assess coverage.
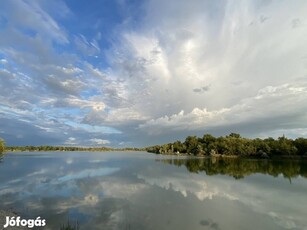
[149,151,307,159]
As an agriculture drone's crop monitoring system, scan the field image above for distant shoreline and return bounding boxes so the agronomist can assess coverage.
[148,152,307,159]
[4,146,145,152]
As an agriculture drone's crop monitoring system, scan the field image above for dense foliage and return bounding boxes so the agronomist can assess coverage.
[146,133,307,157]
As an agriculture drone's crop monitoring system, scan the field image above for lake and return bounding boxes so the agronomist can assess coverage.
[0,151,307,230]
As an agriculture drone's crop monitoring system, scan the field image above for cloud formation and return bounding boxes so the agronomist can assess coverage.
[1,0,307,146]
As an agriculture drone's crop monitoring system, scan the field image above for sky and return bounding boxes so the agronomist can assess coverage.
[0,0,307,147]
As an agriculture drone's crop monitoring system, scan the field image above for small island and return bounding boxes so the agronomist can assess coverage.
[146,133,307,158]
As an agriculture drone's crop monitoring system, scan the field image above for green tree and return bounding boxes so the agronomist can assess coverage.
[277,136,297,155]
[216,137,228,154]
[202,134,216,154]
[253,138,271,154]
[184,136,199,155]
[173,140,186,153]
[227,133,241,138]
[146,133,307,157]
[294,138,307,156]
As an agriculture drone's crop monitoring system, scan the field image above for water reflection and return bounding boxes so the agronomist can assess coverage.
[157,157,307,180]
[0,152,306,230]
[0,153,4,163]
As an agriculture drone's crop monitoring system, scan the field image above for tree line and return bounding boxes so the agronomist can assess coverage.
[3,144,145,152]
[0,137,145,152]
[146,133,307,157]
[6,145,112,152]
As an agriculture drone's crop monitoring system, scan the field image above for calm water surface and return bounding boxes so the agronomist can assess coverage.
[0,151,307,230]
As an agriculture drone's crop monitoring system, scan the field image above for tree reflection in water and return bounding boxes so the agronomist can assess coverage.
[157,157,307,181]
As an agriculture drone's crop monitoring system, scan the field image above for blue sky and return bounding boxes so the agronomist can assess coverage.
[1,0,307,147]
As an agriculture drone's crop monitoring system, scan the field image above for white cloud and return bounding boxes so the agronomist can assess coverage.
[83,107,148,126]
[1,1,69,44]
[1,0,307,146]
[89,0,307,143]
[139,82,307,135]
[54,96,105,111]
[90,138,110,145]
[65,137,77,145]
[0,58,8,64]
[56,66,83,75]
[74,34,100,56]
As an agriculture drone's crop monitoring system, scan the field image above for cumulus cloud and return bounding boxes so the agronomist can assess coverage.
[97,0,307,144]
[139,82,307,135]
[1,0,307,146]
